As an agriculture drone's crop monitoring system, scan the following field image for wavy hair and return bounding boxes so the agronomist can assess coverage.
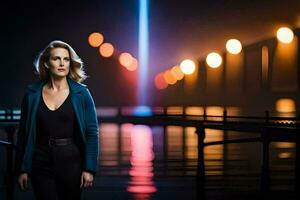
[34,40,88,83]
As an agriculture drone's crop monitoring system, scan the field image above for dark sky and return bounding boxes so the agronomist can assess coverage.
[1,0,300,106]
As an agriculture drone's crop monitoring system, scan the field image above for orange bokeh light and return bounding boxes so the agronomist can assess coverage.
[119,53,133,67]
[163,70,177,85]
[126,58,138,71]
[154,73,168,89]
[88,32,104,47]
[171,65,184,80]
[99,43,114,58]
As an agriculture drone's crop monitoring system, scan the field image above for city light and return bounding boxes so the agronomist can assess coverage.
[226,39,242,54]
[88,32,104,47]
[276,27,294,44]
[171,65,184,80]
[154,73,168,89]
[163,70,177,85]
[179,59,196,75]
[126,58,138,71]
[99,43,114,58]
[206,52,222,68]
[119,53,133,68]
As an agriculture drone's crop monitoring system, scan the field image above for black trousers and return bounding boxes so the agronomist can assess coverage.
[31,143,83,200]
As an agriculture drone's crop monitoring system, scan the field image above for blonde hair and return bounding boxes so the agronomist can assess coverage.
[34,40,88,83]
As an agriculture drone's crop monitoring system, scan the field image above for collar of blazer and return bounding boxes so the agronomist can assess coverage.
[26,77,87,94]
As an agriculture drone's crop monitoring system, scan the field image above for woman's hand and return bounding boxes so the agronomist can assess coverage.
[18,173,29,191]
[80,171,94,188]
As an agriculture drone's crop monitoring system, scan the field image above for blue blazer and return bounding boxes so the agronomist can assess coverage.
[15,77,99,175]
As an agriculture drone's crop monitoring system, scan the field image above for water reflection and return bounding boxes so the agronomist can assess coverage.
[185,127,198,176]
[167,126,183,160]
[206,106,224,121]
[185,107,204,115]
[185,127,197,160]
[204,129,224,176]
[95,106,297,196]
[275,98,296,113]
[100,123,119,167]
[166,106,183,115]
[272,111,296,161]
[120,123,134,163]
[127,125,157,198]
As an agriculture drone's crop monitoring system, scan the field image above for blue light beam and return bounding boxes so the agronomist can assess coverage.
[138,0,149,106]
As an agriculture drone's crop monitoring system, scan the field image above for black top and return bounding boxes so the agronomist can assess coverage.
[35,93,77,146]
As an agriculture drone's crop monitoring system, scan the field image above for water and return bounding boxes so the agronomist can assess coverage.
[97,124,295,196]
[0,106,297,199]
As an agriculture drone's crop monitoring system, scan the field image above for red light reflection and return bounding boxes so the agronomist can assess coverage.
[127,125,157,198]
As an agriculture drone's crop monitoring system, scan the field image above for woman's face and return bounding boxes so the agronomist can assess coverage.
[46,47,71,78]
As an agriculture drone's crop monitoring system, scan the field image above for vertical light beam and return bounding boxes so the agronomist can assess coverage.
[138,0,149,105]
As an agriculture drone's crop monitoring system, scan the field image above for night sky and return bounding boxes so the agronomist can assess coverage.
[1,0,299,107]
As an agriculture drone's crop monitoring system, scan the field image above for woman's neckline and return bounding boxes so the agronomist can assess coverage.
[42,92,70,112]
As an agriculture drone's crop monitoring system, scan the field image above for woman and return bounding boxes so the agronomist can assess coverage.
[15,40,99,199]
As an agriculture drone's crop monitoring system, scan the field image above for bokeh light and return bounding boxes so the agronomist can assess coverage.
[163,70,177,85]
[99,43,114,58]
[127,58,138,71]
[179,59,196,75]
[88,32,104,47]
[154,73,168,89]
[171,65,184,80]
[206,52,222,68]
[275,98,296,113]
[276,27,294,44]
[119,53,133,68]
[226,39,242,54]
